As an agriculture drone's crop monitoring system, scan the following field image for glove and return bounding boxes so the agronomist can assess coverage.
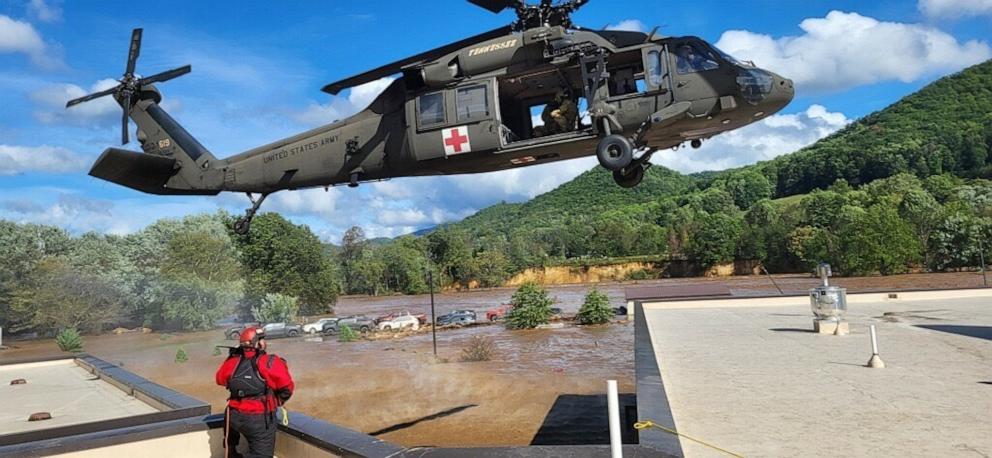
[276,388,292,403]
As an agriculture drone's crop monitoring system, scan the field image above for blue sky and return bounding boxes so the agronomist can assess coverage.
[0,0,990,241]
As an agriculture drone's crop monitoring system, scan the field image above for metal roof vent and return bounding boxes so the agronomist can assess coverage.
[810,263,847,321]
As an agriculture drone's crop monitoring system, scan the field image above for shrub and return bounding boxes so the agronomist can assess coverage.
[212,346,222,357]
[626,269,650,280]
[175,346,189,363]
[577,288,613,325]
[460,336,495,362]
[338,324,357,343]
[55,328,83,353]
[506,281,554,329]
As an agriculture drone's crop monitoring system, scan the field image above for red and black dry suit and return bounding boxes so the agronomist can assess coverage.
[216,348,294,458]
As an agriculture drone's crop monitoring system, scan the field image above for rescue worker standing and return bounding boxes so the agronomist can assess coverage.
[216,326,294,458]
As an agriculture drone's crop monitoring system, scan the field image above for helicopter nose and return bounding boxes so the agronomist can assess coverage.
[768,72,795,106]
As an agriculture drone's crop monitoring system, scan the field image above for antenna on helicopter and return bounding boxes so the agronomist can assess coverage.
[468,0,590,30]
[65,28,191,145]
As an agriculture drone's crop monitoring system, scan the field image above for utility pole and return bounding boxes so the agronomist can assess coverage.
[426,266,437,357]
[980,239,988,288]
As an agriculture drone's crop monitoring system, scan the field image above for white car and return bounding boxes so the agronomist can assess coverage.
[377,315,420,332]
[303,317,338,334]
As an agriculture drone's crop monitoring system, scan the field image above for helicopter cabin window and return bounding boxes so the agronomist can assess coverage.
[674,42,719,74]
[456,84,489,122]
[646,50,663,87]
[418,92,446,127]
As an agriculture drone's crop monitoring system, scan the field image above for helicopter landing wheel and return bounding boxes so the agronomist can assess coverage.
[597,134,633,172]
[613,165,645,188]
[233,218,251,235]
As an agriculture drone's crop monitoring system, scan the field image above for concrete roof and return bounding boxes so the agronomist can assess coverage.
[0,359,158,435]
[640,291,992,457]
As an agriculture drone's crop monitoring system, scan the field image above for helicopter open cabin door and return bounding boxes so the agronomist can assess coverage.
[409,78,501,161]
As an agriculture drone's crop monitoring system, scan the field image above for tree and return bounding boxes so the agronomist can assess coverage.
[833,204,920,275]
[11,258,124,334]
[252,293,299,323]
[470,249,512,288]
[577,288,613,325]
[724,170,773,209]
[505,281,554,329]
[156,230,243,331]
[686,213,742,267]
[231,213,339,316]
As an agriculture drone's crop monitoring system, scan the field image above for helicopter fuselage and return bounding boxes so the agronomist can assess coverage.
[203,27,792,195]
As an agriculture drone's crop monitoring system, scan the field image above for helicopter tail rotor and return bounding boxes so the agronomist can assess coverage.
[65,28,191,145]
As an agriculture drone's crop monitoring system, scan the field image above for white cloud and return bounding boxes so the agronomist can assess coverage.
[606,19,647,33]
[28,0,62,23]
[32,78,121,125]
[0,144,90,175]
[295,77,395,126]
[919,0,992,18]
[0,15,61,68]
[715,11,991,92]
[654,104,852,173]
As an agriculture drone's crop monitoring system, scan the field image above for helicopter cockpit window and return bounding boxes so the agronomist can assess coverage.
[418,92,446,126]
[675,43,719,75]
[456,85,489,122]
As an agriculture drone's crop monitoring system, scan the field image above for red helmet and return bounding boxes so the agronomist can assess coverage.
[239,326,265,348]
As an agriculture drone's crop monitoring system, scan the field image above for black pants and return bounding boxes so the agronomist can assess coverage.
[225,408,276,458]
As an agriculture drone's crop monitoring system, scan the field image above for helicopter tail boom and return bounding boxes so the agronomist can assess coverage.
[88,97,223,195]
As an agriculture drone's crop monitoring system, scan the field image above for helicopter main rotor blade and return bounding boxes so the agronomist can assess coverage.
[125,29,143,77]
[322,25,513,95]
[467,0,520,13]
[139,65,191,86]
[121,93,131,145]
[65,86,119,108]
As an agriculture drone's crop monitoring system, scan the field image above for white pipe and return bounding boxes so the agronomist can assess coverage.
[869,324,879,355]
[608,379,623,458]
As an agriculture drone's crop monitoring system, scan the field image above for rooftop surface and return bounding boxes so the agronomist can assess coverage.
[642,291,992,457]
[0,359,158,435]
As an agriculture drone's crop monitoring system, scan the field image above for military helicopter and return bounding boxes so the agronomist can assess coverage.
[67,0,793,234]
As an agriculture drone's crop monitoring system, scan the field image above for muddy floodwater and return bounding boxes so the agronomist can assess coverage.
[2,271,989,447]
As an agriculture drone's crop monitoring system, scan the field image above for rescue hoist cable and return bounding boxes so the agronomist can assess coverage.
[633,419,744,457]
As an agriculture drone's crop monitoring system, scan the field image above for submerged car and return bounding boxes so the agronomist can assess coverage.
[485,304,512,321]
[303,317,338,334]
[260,322,303,339]
[437,310,477,326]
[224,322,260,340]
[377,315,420,331]
[323,315,374,334]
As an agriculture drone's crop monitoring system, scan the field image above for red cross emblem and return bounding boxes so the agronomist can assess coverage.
[442,126,472,156]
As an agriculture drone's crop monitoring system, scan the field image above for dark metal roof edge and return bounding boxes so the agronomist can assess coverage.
[401,444,676,457]
[633,301,683,456]
[278,411,405,458]
[0,415,211,457]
